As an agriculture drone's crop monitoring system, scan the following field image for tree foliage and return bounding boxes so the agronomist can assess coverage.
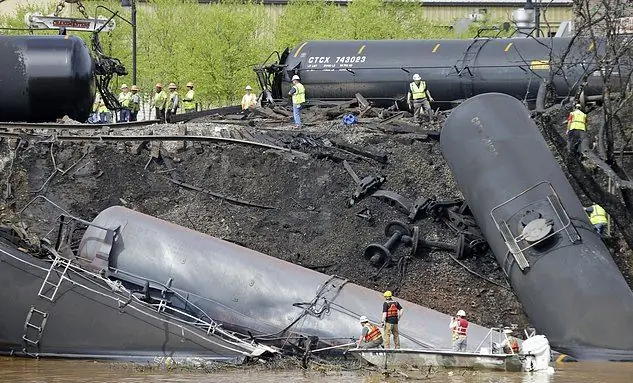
[1,0,494,105]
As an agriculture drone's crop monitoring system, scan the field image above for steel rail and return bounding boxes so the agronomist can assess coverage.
[0,120,160,130]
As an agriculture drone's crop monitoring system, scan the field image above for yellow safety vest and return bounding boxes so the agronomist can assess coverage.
[154,90,167,109]
[118,92,131,108]
[410,81,427,100]
[97,99,108,113]
[183,89,195,110]
[292,83,305,105]
[589,204,608,225]
[569,110,586,131]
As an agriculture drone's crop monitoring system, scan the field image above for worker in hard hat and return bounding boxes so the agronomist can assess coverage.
[496,328,520,354]
[241,85,258,111]
[381,290,403,349]
[449,309,469,352]
[288,74,305,128]
[130,85,140,121]
[566,103,586,158]
[356,315,383,349]
[152,83,168,123]
[182,82,196,113]
[118,84,131,122]
[95,92,110,123]
[585,203,608,238]
[407,73,434,124]
[166,83,179,122]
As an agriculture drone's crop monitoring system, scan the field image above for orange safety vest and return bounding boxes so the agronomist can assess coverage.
[386,301,399,319]
[364,323,382,342]
[508,337,519,353]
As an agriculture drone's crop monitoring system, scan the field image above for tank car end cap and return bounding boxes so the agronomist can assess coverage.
[521,218,552,242]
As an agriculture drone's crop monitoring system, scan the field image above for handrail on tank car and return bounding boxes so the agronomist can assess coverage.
[489,181,576,255]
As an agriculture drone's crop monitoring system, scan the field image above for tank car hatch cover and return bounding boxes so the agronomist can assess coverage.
[520,218,553,243]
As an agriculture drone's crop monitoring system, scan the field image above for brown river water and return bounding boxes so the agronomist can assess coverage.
[0,358,632,383]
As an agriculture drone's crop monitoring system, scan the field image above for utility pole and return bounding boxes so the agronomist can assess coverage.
[121,0,137,85]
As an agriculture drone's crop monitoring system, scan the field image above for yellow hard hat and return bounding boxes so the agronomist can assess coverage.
[155,83,163,88]
[383,290,392,298]
[131,85,139,91]
[168,83,177,90]
[186,82,194,88]
[120,84,128,89]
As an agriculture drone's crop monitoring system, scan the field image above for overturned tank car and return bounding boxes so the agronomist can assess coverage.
[441,93,633,360]
[0,206,497,361]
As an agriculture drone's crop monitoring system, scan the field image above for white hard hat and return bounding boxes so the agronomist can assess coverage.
[412,73,421,81]
[575,104,582,109]
[456,310,466,316]
[359,315,369,323]
[291,75,300,81]
[503,329,513,334]
[245,85,252,90]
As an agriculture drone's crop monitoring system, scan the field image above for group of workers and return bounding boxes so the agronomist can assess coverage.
[287,73,434,129]
[150,82,196,123]
[356,292,522,354]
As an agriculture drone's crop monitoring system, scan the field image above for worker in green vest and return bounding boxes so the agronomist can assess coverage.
[166,83,179,123]
[118,84,132,122]
[153,83,168,123]
[183,82,196,113]
[566,104,586,158]
[130,85,141,121]
[288,74,305,128]
[585,203,608,238]
[407,73,434,124]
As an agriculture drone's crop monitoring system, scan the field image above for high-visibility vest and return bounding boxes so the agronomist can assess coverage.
[589,204,608,225]
[154,90,167,109]
[507,337,520,353]
[292,83,305,105]
[363,323,382,342]
[118,92,131,108]
[183,89,195,110]
[569,109,587,131]
[131,93,140,112]
[452,318,468,340]
[242,93,257,110]
[97,99,108,113]
[410,81,427,100]
[385,300,399,319]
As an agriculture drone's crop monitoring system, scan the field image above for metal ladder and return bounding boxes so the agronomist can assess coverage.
[22,306,49,354]
[38,254,72,302]
[454,38,490,77]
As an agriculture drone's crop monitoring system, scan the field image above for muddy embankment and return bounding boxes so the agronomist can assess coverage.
[2,118,575,331]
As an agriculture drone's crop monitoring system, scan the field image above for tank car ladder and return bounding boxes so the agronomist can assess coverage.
[453,38,490,77]
[490,181,581,273]
[38,253,72,302]
[22,306,49,356]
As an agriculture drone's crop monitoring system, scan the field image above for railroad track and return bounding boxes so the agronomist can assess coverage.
[0,120,160,131]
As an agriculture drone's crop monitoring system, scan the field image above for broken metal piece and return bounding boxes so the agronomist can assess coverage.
[355,208,374,224]
[363,220,410,267]
[342,161,386,207]
[370,190,412,214]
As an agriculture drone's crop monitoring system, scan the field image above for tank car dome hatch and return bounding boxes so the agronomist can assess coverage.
[520,218,553,243]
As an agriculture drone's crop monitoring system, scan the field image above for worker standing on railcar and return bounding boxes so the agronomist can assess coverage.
[118,84,132,122]
[130,85,140,121]
[183,82,196,113]
[407,74,434,123]
[585,203,608,238]
[288,74,305,128]
[566,104,587,158]
[153,83,168,123]
[167,83,180,123]
[449,309,469,351]
[381,290,403,349]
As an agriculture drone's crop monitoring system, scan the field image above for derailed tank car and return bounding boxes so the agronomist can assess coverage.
[441,93,633,360]
[0,35,95,122]
[256,37,607,108]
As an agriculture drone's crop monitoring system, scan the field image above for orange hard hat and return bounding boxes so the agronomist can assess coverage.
[131,85,139,91]
[168,83,177,90]
[186,82,194,88]
[155,83,163,88]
